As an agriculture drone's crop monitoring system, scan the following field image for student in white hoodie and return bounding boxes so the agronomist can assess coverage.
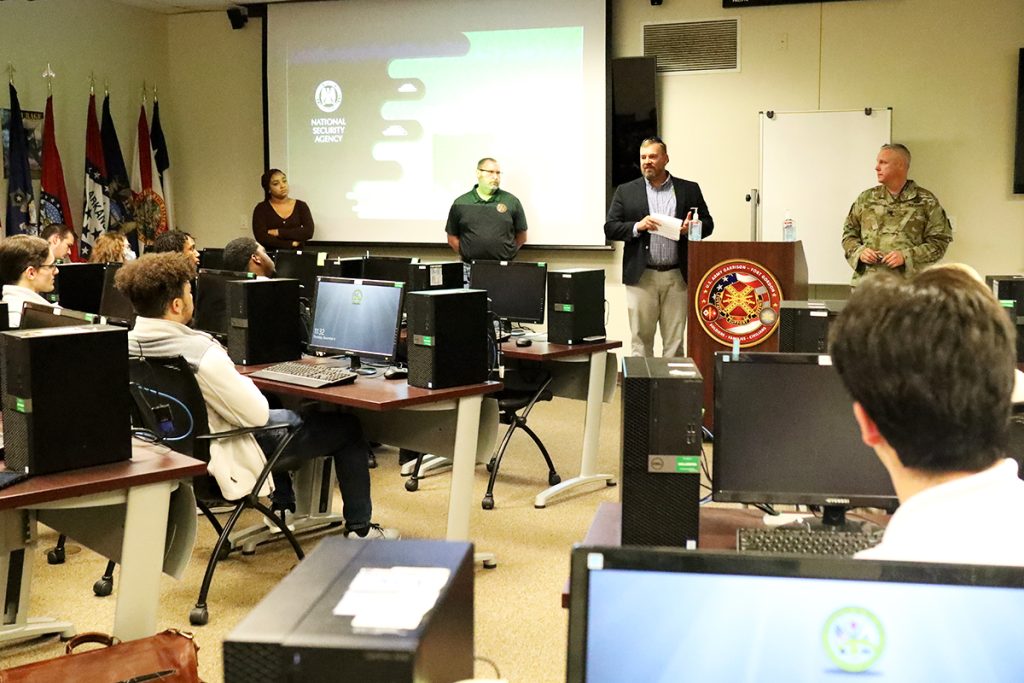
[0,234,58,328]
[116,252,398,539]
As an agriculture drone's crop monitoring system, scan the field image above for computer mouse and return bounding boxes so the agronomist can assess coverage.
[515,338,533,347]
[384,366,408,380]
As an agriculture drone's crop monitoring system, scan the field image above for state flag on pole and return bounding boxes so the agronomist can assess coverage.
[40,94,78,260]
[130,103,167,247]
[150,98,174,232]
[82,92,109,260]
[5,83,35,235]
[101,93,136,252]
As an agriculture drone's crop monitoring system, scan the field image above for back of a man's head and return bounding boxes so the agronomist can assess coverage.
[115,252,195,318]
[222,237,261,273]
[150,230,191,255]
[40,223,74,243]
[0,234,50,286]
[829,269,1017,474]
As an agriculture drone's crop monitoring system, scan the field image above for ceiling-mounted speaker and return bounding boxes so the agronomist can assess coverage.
[227,6,248,30]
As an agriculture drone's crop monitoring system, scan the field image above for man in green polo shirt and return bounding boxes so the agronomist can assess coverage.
[445,157,528,263]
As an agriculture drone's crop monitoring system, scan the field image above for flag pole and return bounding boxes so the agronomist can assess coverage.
[42,63,55,95]
[6,63,14,85]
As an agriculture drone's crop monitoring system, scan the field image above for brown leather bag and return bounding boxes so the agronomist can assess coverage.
[0,629,202,683]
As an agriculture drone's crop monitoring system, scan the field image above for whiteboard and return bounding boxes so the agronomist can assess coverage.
[759,109,892,285]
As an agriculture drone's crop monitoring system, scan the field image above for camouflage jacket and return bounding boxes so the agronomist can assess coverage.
[841,180,952,285]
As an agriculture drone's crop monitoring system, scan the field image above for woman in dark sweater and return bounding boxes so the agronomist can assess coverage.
[251,169,314,250]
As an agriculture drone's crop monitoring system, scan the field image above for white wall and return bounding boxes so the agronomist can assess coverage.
[5,0,1022,350]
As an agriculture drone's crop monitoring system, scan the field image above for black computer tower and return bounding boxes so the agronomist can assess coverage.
[547,269,606,345]
[198,247,224,270]
[407,262,463,293]
[227,278,303,365]
[224,539,474,683]
[987,275,1024,317]
[778,300,846,353]
[1,325,130,475]
[407,289,488,389]
[620,357,703,548]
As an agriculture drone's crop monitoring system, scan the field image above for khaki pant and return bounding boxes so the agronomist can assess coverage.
[625,268,687,357]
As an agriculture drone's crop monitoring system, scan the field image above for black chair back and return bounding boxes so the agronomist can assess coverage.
[128,355,212,462]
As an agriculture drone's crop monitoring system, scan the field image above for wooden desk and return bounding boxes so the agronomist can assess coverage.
[1,442,205,644]
[240,364,501,564]
[499,339,621,507]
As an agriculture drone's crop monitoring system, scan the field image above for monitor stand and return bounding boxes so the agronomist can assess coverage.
[346,355,377,376]
[808,505,882,534]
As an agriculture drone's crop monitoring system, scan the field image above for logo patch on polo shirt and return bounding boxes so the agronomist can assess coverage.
[496,203,508,214]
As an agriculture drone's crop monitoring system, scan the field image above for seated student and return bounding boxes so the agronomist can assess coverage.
[40,223,77,262]
[89,231,129,264]
[829,267,1024,564]
[151,230,200,268]
[222,237,275,279]
[0,234,58,328]
[115,252,398,539]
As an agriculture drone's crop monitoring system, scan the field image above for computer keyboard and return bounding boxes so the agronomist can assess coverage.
[250,361,358,388]
[736,526,884,557]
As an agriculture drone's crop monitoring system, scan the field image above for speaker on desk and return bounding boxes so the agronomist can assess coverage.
[778,300,846,353]
[620,357,703,548]
[2,325,131,475]
[407,289,488,389]
[547,269,606,345]
[227,278,303,365]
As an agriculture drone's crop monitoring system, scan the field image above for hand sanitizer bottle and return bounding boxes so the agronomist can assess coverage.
[688,208,702,242]
[783,212,796,242]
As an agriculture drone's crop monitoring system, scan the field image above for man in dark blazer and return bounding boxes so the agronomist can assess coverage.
[604,136,714,357]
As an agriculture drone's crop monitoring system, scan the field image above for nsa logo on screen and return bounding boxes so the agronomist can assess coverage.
[315,81,343,113]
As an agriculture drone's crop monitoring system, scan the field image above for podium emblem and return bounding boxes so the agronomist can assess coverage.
[696,259,782,347]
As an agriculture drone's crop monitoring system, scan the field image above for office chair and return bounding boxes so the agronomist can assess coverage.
[127,355,304,626]
[480,365,560,509]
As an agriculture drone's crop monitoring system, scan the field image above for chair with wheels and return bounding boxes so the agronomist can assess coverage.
[480,365,560,510]
[127,355,305,626]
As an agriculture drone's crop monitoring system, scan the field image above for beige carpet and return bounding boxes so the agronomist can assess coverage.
[1,388,628,682]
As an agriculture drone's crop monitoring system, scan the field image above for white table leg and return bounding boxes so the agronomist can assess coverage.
[445,394,496,568]
[113,481,172,641]
[534,349,616,508]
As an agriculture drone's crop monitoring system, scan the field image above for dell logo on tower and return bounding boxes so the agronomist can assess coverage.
[314,81,342,112]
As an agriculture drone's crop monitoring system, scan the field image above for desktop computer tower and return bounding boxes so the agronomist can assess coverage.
[226,278,303,365]
[620,357,703,548]
[778,300,846,353]
[986,275,1024,316]
[407,261,463,293]
[547,269,605,345]
[1,325,130,475]
[224,539,474,683]
[407,289,488,389]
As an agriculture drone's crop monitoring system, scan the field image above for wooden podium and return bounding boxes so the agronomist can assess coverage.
[686,241,809,428]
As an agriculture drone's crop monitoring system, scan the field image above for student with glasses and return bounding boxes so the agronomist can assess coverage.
[0,234,59,328]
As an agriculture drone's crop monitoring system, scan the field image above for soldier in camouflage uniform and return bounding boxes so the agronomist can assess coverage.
[841,143,952,286]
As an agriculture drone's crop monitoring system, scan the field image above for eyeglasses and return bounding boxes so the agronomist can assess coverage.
[36,263,58,271]
[477,168,501,175]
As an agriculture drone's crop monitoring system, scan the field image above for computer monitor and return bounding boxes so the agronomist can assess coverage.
[362,255,417,284]
[98,262,135,327]
[307,276,405,372]
[54,262,107,314]
[273,249,327,298]
[567,545,1024,682]
[198,247,224,270]
[194,268,255,337]
[19,302,101,329]
[322,256,364,279]
[712,352,897,529]
[468,260,547,324]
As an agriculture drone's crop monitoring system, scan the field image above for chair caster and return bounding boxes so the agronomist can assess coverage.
[93,578,113,597]
[367,451,378,469]
[482,559,498,569]
[47,547,65,565]
[481,495,495,510]
[189,605,209,626]
[485,460,495,473]
[548,472,561,486]
[405,478,419,492]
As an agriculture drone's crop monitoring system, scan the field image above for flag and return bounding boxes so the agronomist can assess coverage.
[5,83,35,235]
[40,95,77,260]
[101,93,136,253]
[150,98,174,232]
[82,92,109,260]
[130,103,166,246]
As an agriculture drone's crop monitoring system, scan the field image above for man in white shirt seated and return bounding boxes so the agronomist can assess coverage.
[829,267,1024,564]
[0,234,58,328]
[115,252,398,539]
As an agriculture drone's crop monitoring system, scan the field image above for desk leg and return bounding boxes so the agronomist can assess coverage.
[446,394,496,568]
[534,349,616,508]
[113,481,172,641]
